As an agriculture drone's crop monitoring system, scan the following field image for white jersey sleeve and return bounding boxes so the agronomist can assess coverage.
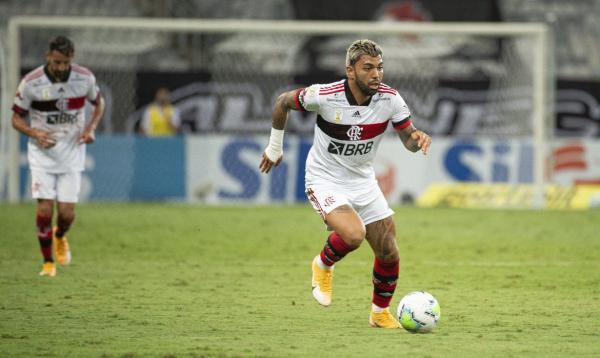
[390,92,412,131]
[13,79,32,113]
[297,84,321,112]
[86,73,100,104]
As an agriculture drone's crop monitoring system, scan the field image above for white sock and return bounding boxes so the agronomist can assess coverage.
[316,256,333,270]
[372,303,386,313]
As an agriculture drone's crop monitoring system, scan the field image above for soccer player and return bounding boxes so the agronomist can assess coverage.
[11,36,105,277]
[259,39,431,328]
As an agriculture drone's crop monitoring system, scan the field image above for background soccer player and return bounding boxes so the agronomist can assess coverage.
[259,39,431,328]
[11,36,105,277]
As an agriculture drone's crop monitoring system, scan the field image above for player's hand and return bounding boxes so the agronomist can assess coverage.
[79,129,96,144]
[411,130,431,155]
[259,152,283,174]
[33,129,56,149]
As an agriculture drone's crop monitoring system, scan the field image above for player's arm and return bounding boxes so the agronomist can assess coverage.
[12,79,55,148]
[259,89,302,174]
[397,122,431,155]
[11,112,56,149]
[79,95,105,144]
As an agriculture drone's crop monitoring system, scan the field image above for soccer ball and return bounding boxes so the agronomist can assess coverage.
[397,291,441,333]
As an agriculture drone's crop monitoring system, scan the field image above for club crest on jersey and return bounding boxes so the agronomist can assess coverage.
[56,98,69,112]
[346,125,363,141]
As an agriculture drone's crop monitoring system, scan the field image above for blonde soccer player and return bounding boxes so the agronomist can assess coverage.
[259,39,431,328]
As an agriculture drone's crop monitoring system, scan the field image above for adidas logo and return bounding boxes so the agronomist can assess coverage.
[352,110,361,118]
[58,87,65,93]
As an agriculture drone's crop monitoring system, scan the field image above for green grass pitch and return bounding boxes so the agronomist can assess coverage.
[1,203,599,357]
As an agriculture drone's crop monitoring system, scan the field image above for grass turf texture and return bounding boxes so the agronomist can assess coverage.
[1,204,599,357]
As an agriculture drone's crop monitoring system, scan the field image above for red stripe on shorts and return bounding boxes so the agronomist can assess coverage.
[306,188,326,222]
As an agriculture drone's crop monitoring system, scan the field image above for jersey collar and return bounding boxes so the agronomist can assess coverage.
[344,79,372,107]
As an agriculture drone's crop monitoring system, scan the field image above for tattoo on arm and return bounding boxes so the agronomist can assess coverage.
[397,124,420,152]
[397,125,415,142]
[272,89,300,130]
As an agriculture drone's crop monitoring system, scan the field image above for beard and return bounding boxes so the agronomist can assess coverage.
[54,71,69,82]
[47,66,69,82]
[356,78,378,97]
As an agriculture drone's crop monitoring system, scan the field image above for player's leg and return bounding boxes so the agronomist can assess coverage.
[306,186,366,306]
[355,184,400,328]
[54,202,74,265]
[53,172,81,265]
[31,170,58,276]
[365,216,401,328]
[312,205,365,306]
[36,199,56,276]
[321,204,366,264]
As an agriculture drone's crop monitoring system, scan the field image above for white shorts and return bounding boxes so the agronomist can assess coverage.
[305,178,394,227]
[30,170,82,203]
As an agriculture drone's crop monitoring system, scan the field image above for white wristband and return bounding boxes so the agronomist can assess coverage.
[264,128,284,161]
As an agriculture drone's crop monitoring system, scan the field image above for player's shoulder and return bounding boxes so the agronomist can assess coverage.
[22,66,45,84]
[317,79,346,96]
[377,83,398,96]
[71,64,95,77]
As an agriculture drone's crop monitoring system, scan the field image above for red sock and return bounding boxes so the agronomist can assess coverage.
[36,215,53,263]
[372,258,399,308]
[319,232,356,266]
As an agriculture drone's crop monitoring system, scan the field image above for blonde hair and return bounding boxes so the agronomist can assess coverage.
[345,39,383,66]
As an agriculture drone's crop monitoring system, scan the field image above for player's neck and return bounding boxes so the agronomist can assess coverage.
[347,79,370,105]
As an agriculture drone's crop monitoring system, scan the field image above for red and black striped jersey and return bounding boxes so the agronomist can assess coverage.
[297,79,411,182]
[13,64,100,173]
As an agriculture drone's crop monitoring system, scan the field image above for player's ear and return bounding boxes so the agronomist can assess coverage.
[345,65,354,80]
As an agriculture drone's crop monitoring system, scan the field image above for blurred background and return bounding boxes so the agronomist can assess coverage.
[1,0,599,208]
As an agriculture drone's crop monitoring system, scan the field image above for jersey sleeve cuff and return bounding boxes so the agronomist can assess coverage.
[88,93,101,105]
[12,104,28,115]
[294,87,307,112]
[392,117,412,131]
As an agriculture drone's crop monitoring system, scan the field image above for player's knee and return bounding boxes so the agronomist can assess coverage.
[37,201,53,218]
[58,210,75,226]
[37,208,52,218]
[341,226,366,248]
